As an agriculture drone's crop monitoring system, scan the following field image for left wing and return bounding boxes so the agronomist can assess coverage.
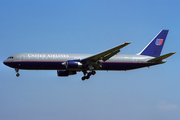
[81,42,131,63]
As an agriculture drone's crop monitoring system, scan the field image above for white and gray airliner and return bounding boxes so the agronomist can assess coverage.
[3,30,175,80]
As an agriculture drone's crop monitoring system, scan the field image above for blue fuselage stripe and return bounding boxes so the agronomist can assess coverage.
[3,61,158,71]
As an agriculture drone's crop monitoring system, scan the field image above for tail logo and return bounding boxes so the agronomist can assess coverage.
[156,39,163,45]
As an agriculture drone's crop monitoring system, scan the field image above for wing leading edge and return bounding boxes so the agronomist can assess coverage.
[81,42,131,63]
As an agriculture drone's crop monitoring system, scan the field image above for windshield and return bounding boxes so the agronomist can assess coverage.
[7,56,14,59]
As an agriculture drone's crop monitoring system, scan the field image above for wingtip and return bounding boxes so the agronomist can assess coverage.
[124,42,131,44]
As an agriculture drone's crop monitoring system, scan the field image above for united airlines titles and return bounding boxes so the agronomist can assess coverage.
[28,54,69,59]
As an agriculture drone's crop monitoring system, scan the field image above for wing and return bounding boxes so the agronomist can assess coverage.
[81,42,131,63]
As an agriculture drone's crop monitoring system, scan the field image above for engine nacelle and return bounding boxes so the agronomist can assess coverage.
[62,60,82,69]
[57,70,76,76]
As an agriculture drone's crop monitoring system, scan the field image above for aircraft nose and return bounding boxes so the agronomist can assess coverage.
[3,60,7,65]
[3,59,10,66]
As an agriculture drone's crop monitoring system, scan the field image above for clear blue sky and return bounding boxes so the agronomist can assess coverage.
[0,0,180,120]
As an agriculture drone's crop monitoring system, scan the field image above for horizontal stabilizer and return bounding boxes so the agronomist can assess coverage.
[147,52,176,62]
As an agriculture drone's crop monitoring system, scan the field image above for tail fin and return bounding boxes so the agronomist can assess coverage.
[138,30,169,57]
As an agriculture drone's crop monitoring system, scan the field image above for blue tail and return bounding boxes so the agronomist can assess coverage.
[138,30,169,57]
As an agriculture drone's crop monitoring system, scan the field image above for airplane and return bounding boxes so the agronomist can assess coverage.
[3,30,175,81]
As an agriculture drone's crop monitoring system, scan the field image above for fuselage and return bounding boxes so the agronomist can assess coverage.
[3,30,174,80]
[3,53,164,71]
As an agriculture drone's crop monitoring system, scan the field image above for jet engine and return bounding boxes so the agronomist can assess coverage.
[62,60,82,69]
[57,70,76,76]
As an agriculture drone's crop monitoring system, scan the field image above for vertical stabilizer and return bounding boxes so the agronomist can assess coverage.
[138,30,169,57]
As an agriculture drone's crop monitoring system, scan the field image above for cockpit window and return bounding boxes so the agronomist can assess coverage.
[7,56,14,59]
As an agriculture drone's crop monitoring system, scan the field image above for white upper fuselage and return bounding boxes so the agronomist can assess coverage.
[4,53,153,63]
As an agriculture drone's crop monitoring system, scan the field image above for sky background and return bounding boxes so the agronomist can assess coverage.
[0,0,180,120]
